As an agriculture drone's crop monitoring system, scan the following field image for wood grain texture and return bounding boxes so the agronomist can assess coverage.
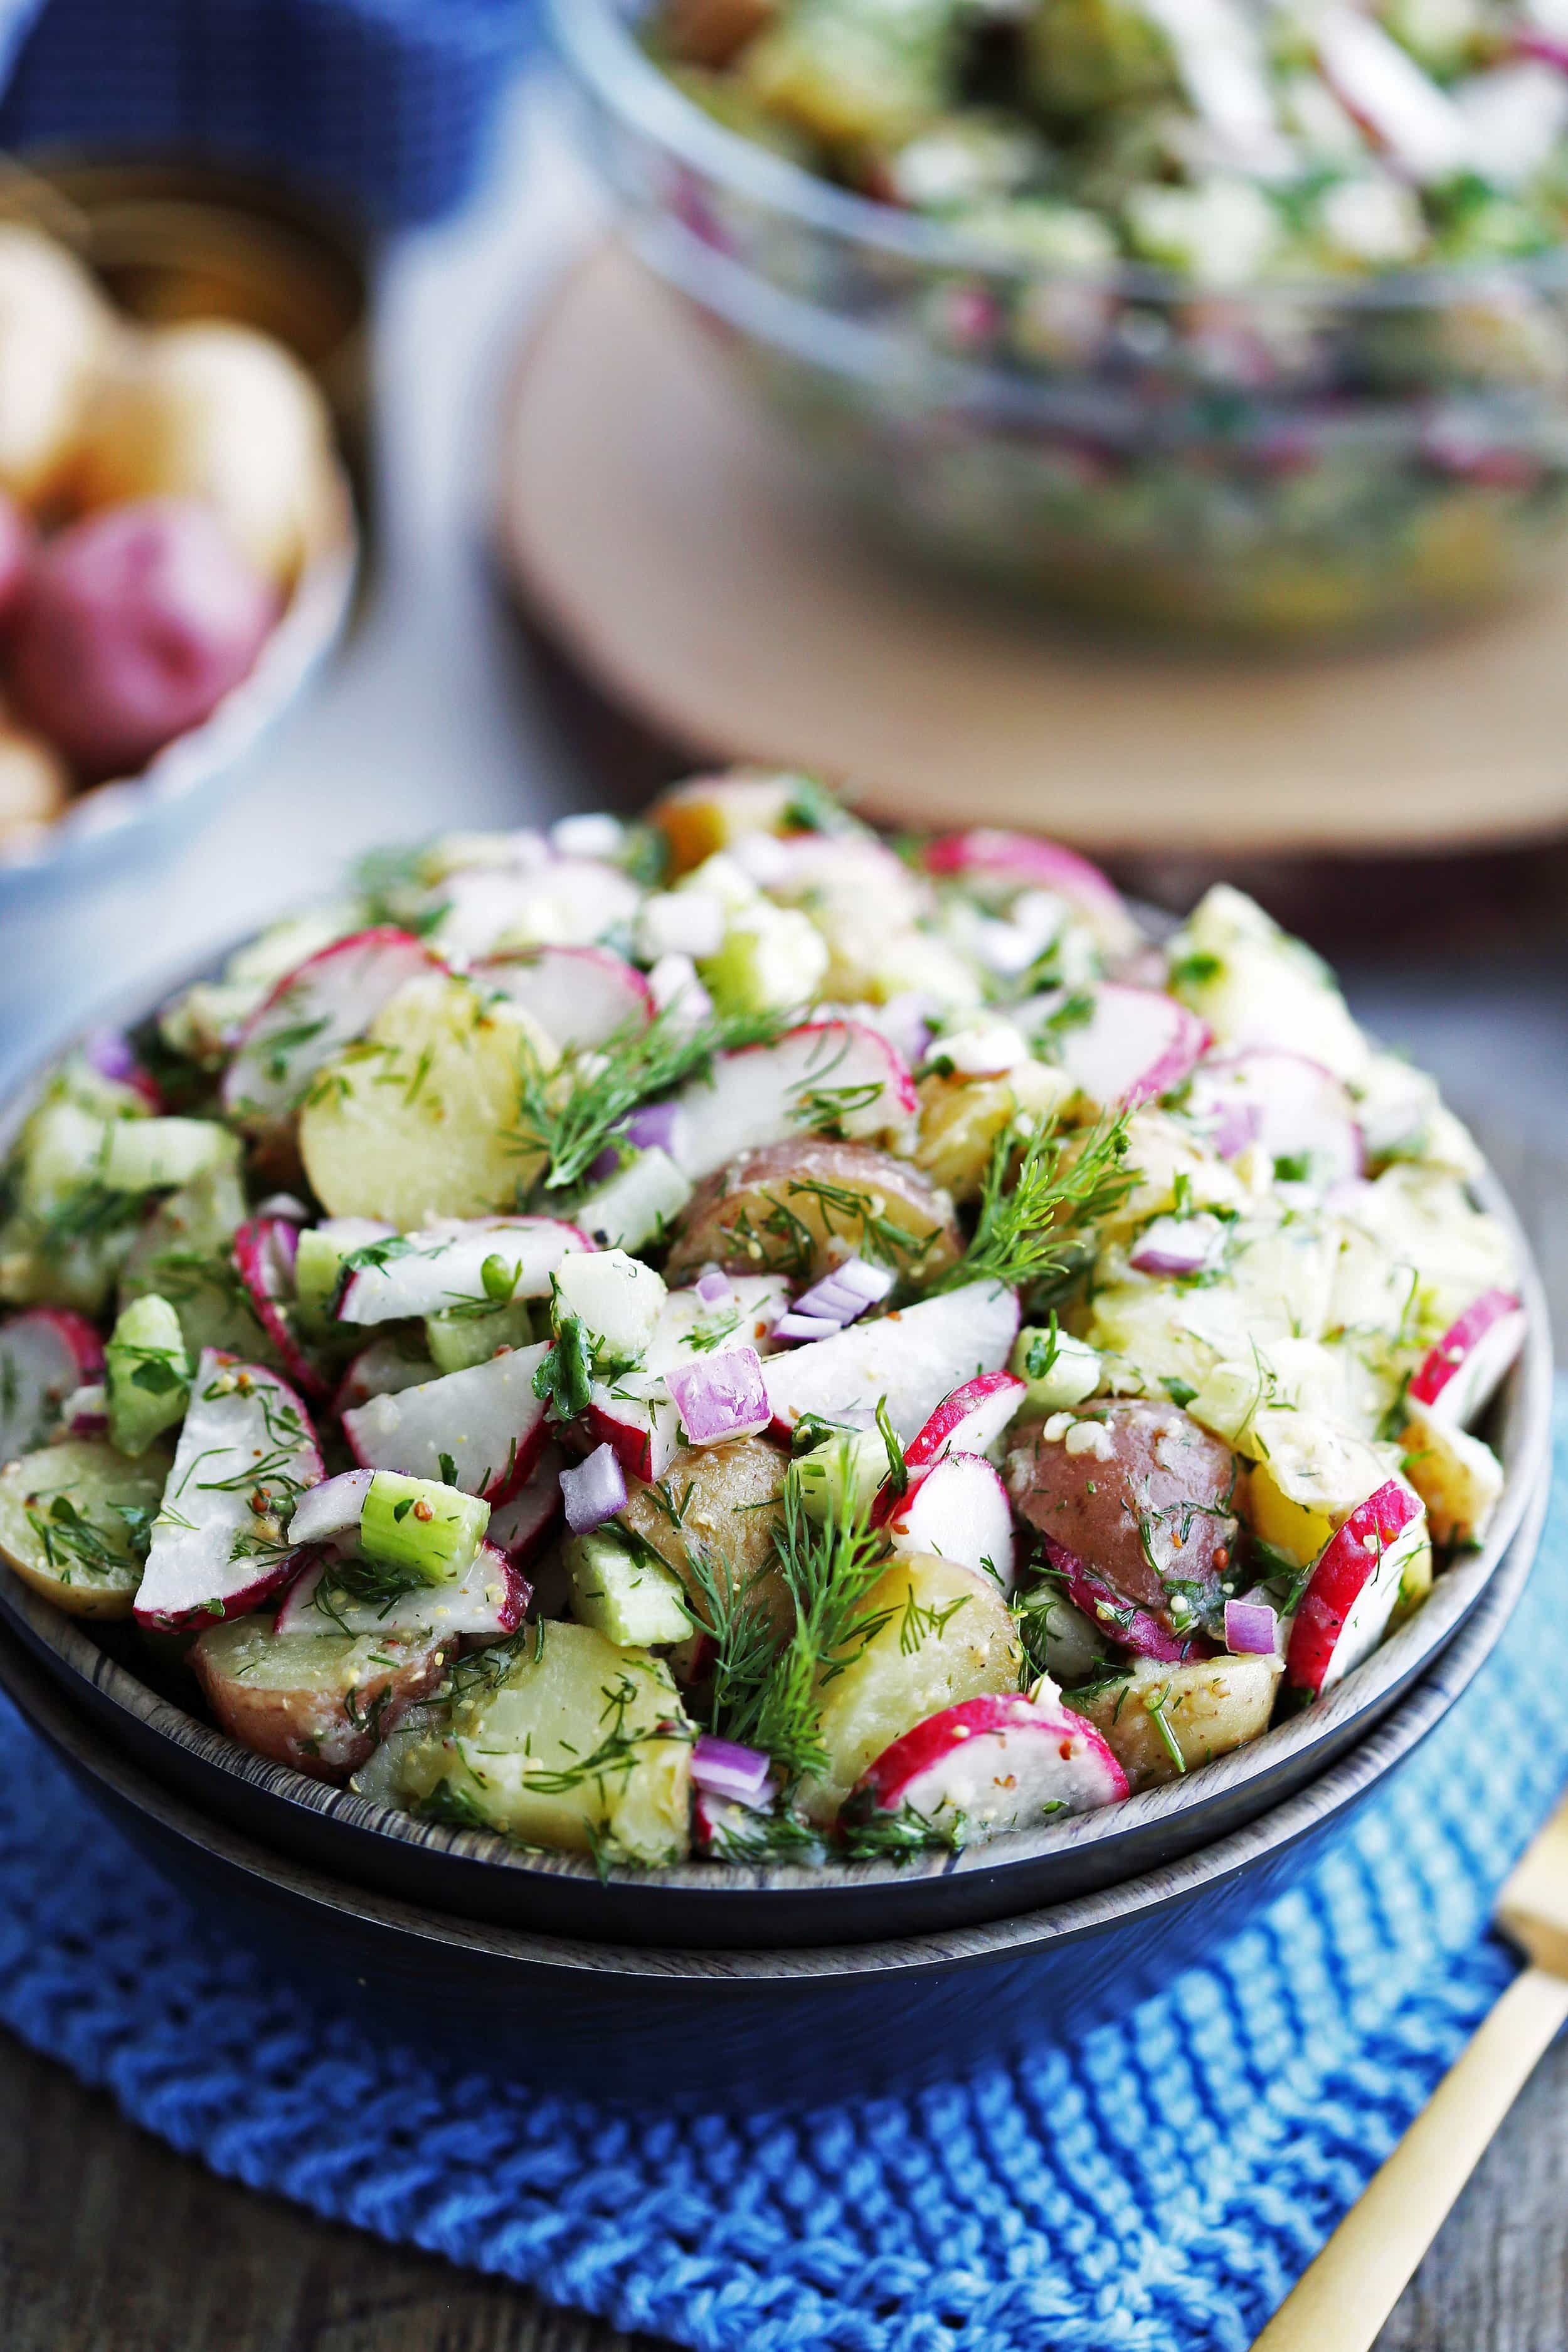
[0,1099,1560,2352]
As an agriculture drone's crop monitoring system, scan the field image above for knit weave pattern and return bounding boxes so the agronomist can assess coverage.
[1,1401,1565,2352]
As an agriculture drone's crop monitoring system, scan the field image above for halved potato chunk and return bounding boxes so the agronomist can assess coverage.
[617,1434,792,1631]
[0,1438,171,1618]
[665,1137,960,1285]
[191,1616,445,1782]
[1066,1654,1283,1790]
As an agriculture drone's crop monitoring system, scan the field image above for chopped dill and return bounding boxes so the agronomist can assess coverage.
[933,1110,1131,1298]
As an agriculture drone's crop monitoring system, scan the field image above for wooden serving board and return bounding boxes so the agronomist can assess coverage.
[496,240,1568,858]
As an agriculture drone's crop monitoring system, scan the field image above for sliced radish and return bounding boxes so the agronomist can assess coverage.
[585,1274,789,1481]
[287,1468,373,1547]
[134,1352,324,1629]
[1128,1214,1226,1278]
[484,1444,564,1565]
[60,1382,109,1438]
[220,927,445,1125]
[1316,7,1471,181]
[334,1338,440,1417]
[1028,984,1208,1110]
[763,1281,1020,1442]
[473,946,654,1051]
[849,1689,1128,1833]
[670,1020,916,1182]
[922,829,1135,949]
[1186,1051,1362,1185]
[335,1216,591,1325]
[0,1308,105,1462]
[232,1216,327,1397]
[885,1454,1017,1588]
[277,1539,527,1641]
[587,1379,682,1485]
[905,1370,1027,1473]
[1286,1478,1428,1695]
[341,1343,551,1503]
[433,857,643,959]
[1407,1289,1525,1429]
[1042,1535,1212,1665]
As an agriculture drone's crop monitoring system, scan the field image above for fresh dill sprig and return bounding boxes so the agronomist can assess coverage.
[743,1459,893,1788]
[837,1803,967,1862]
[309,1553,430,1633]
[933,1110,1131,1298]
[511,1002,790,1195]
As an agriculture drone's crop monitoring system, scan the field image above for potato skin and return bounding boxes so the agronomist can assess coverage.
[618,1435,792,1630]
[664,1138,960,1285]
[1007,1401,1238,1641]
[1067,1655,1283,1789]
[191,1617,445,1783]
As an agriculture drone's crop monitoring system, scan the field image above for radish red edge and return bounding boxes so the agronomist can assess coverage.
[845,1690,1129,1835]
[1285,1478,1426,1697]
[1042,1535,1214,1663]
[232,1218,330,1398]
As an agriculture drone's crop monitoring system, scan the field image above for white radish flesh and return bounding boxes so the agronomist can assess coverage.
[903,1369,1027,1470]
[1407,1289,1525,1428]
[1030,984,1208,1110]
[1185,1051,1362,1186]
[886,1454,1017,1589]
[221,927,443,1124]
[277,1540,527,1640]
[287,1468,373,1545]
[336,1217,590,1325]
[670,1020,916,1182]
[334,1338,439,1416]
[850,1690,1128,1833]
[341,1343,551,1502]
[473,946,653,1049]
[1285,1478,1429,1695]
[763,1282,1020,1441]
[485,1446,564,1564]
[0,1308,105,1461]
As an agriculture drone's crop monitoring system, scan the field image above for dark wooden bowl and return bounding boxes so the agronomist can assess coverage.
[0,1431,1547,2110]
[0,950,1553,1949]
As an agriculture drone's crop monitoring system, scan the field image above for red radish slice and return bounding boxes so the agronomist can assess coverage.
[84,1029,164,1111]
[1186,1052,1362,1184]
[61,1382,109,1438]
[484,1445,564,1565]
[134,1351,324,1629]
[1407,1290,1525,1429]
[287,1468,373,1547]
[585,1276,790,1480]
[922,829,1135,948]
[232,1216,327,1397]
[587,1380,682,1485]
[885,1454,1017,1588]
[1316,7,1471,181]
[1042,1535,1213,1665]
[335,1216,591,1325]
[1032,985,1208,1110]
[473,947,654,1050]
[221,928,445,1125]
[897,1370,1027,1490]
[341,1343,551,1503]
[763,1282,1020,1442]
[1128,1214,1225,1278]
[849,1690,1128,1833]
[0,1308,105,1461]
[334,1338,440,1417]
[670,1020,916,1182]
[1286,1478,1428,1696]
[277,1539,527,1641]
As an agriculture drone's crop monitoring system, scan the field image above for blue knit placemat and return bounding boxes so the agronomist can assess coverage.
[2,1400,1566,2352]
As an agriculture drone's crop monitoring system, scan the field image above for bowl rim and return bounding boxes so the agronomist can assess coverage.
[551,0,1568,315]
[0,926,1554,1912]
[0,1439,1549,1983]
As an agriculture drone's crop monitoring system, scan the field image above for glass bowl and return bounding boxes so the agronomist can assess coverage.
[552,0,1568,645]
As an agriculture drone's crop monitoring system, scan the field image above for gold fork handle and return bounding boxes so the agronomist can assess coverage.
[1252,1964,1568,2352]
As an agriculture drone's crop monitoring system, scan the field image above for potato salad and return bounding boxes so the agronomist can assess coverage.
[0,773,1523,1869]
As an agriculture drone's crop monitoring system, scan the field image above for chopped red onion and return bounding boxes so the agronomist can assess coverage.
[255,1192,312,1224]
[778,1255,895,1341]
[559,1442,628,1535]
[626,1100,682,1155]
[690,1732,775,1810]
[877,992,938,1066]
[812,1256,894,1309]
[1128,1215,1222,1279]
[696,1268,734,1306]
[84,1027,160,1108]
[773,1311,845,1345]
[289,1468,373,1545]
[1225,1596,1280,1656]
[667,1347,770,1445]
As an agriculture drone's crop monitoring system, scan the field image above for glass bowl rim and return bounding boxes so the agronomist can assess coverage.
[551,0,1568,315]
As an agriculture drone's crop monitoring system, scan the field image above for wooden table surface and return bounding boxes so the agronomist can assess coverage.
[0,1104,1563,2352]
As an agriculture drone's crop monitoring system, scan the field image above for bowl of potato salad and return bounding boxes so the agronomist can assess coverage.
[0,773,1549,1945]
[558,0,1568,642]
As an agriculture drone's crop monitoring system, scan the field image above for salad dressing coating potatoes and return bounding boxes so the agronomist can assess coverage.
[0,770,1526,1870]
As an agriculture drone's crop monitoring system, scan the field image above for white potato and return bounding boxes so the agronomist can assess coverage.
[0,226,117,503]
[1067,1654,1283,1790]
[191,1616,445,1782]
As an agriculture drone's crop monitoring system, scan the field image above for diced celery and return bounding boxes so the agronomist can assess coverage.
[1010,1325,1102,1412]
[792,1427,891,1523]
[566,1530,692,1648]
[105,1293,192,1458]
[294,1223,385,1337]
[425,1298,537,1375]
[698,901,829,1015]
[572,1147,693,1252]
[98,1118,236,1194]
[359,1471,490,1586]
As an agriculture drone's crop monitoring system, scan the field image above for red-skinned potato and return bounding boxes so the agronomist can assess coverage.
[664,1138,960,1285]
[0,226,118,504]
[190,1616,446,1783]
[1006,1401,1238,1649]
[9,499,278,779]
[72,320,336,586]
[617,1435,792,1629]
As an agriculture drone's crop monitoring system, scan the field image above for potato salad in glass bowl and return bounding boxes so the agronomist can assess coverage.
[0,773,1524,1872]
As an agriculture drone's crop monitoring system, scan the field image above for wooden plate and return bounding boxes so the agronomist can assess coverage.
[497,242,1568,858]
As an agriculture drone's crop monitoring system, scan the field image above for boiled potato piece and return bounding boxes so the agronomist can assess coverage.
[0,718,68,847]
[1241,1416,1398,1569]
[1067,1654,1283,1790]
[396,1621,694,1865]
[650,770,798,876]
[0,1438,171,1618]
[73,322,336,586]
[0,226,117,504]
[192,1618,445,1783]
[299,975,554,1225]
[662,0,776,66]
[802,1552,1022,1824]
[664,1137,960,1285]
[618,1435,792,1631]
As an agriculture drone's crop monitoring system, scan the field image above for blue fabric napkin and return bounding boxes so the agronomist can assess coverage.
[0,0,537,227]
[1,1397,1565,2352]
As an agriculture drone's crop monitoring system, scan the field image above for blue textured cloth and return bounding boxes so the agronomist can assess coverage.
[1,1404,1565,2351]
[0,0,537,227]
